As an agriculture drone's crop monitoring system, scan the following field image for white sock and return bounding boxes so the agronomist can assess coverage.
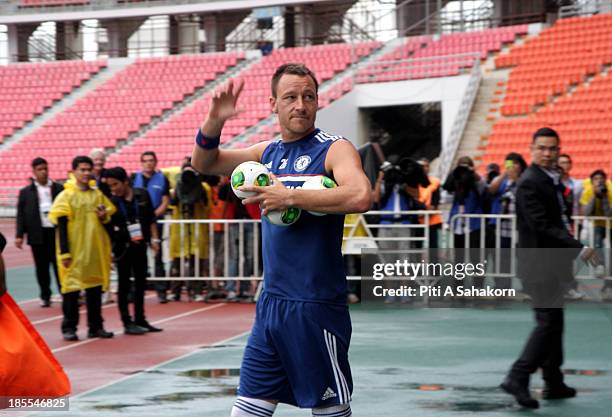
[231,396,277,417]
[312,403,352,417]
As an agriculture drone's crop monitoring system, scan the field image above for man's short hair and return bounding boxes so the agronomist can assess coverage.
[532,127,560,144]
[505,152,527,172]
[590,169,606,180]
[558,153,571,162]
[31,157,48,168]
[141,151,157,162]
[89,148,105,159]
[72,156,93,170]
[105,166,129,182]
[271,63,319,98]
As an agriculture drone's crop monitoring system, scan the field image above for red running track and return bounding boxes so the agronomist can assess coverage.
[18,296,255,396]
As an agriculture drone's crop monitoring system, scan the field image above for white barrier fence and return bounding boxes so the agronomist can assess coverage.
[150,212,611,284]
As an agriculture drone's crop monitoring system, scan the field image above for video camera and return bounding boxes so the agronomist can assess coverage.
[176,167,207,218]
[380,157,430,189]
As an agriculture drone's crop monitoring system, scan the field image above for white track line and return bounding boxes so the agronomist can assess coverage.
[71,328,250,400]
[51,303,226,353]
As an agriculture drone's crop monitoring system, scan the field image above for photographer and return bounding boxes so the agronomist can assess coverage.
[168,160,212,302]
[373,157,429,253]
[105,167,162,335]
[580,169,612,300]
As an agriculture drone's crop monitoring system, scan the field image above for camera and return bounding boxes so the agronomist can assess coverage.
[380,157,430,188]
[176,167,207,218]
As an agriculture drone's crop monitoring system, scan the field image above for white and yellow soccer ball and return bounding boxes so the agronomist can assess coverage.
[301,175,338,216]
[264,207,301,227]
[231,161,271,199]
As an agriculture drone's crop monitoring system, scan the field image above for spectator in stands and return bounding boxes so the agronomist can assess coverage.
[89,148,111,198]
[15,157,64,307]
[105,167,162,334]
[417,157,442,248]
[487,152,527,288]
[167,160,212,302]
[558,153,585,300]
[48,156,116,341]
[486,162,500,184]
[580,169,612,300]
[132,151,170,303]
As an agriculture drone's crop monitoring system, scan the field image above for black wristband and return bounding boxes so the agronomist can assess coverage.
[195,129,220,150]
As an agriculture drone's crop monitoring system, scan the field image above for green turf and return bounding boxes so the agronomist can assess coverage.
[4,266,55,303]
[28,303,612,417]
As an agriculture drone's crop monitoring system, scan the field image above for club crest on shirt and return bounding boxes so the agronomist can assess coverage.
[294,155,311,172]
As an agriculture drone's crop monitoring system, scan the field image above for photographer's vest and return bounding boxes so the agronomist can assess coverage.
[133,171,166,210]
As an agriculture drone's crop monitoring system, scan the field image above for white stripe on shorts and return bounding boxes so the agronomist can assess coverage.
[323,329,350,404]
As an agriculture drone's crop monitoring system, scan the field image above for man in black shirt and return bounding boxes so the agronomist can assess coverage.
[106,167,162,334]
[15,157,64,307]
[131,151,171,303]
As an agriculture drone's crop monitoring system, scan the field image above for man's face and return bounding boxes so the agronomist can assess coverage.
[33,164,49,184]
[270,74,317,140]
[592,174,605,188]
[107,177,128,197]
[558,156,572,175]
[92,154,106,172]
[73,163,92,186]
[141,155,157,174]
[531,136,559,169]
[419,161,430,175]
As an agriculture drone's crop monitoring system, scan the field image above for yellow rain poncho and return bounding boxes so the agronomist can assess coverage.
[48,180,116,294]
[169,182,212,260]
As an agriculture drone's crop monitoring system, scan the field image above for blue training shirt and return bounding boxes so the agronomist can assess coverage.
[260,128,348,305]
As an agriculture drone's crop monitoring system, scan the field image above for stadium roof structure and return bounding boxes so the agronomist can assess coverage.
[0,0,332,24]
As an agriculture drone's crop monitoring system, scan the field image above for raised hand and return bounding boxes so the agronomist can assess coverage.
[207,78,245,123]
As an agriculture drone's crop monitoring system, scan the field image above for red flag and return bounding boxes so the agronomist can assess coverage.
[0,293,71,396]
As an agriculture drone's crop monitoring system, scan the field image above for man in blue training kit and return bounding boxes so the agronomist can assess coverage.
[192,63,372,417]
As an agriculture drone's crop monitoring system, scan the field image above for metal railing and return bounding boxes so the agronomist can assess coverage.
[558,0,610,18]
[434,57,481,182]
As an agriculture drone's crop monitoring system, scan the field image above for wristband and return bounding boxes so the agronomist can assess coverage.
[195,129,220,150]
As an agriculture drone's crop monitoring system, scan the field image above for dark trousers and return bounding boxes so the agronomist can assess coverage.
[61,285,103,333]
[510,308,565,386]
[154,222,168,293]
[116,243,148,326]
[31,228,60,301]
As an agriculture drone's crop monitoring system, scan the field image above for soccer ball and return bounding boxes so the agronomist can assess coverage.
[265,207,301,226]
[301,175,338,216]
[231,161,271,199]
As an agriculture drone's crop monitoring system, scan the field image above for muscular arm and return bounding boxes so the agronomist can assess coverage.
[191,78,270,176]
[242,140,373,215]
[192,140,269,176]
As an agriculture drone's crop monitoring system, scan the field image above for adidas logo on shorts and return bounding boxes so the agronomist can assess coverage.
[321,387,337,401]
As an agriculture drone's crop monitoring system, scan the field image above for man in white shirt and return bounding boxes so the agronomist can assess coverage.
[15,158,64,307]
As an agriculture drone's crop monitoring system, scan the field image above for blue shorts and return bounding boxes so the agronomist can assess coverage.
[238,292,353,408]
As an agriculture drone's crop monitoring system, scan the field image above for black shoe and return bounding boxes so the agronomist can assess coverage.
[124,323,148,335]
[41,299,51,308]
[88,328,114,339]
[158,292,168,304]
[500,378,539,409]
[542,383,576,399]
[170,293,181,302]
[62,331,78,341]
[134,320,163,332]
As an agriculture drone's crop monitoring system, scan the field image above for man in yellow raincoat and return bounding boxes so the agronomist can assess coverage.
[49,156,116,341]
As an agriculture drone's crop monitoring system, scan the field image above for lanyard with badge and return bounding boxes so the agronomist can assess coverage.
[119,198,143,242]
